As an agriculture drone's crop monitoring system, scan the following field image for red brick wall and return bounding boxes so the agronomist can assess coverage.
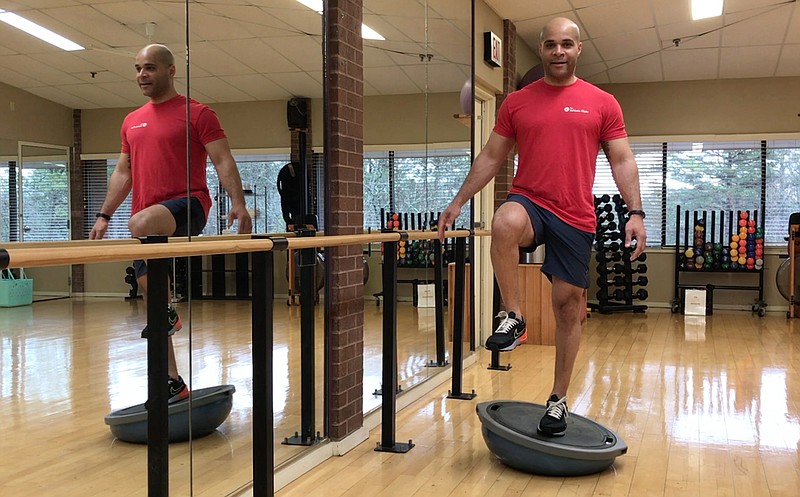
[325,0,365,440]
[493,19,518,212]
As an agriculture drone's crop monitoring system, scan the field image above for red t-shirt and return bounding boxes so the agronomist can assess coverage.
[121,95,226,217]
[494,78,627,232]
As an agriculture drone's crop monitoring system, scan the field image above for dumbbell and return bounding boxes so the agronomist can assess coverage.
[597,212,615,223]
[596,231,622,242]
[596,194,611,204]
[595,251,622,263]
[622,250,647,262]
[632,289,648,300]
[631,264,647,274]
[611,289,627,300]
[610,263,626,274]
[597,275,626,287]
[632,276,648,286]
[596,203,613,213]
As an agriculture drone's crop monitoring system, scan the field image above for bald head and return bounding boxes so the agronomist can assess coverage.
[138,44,175,66]
[134,44,178,103]
[540,17,580,43]
[538,17,582,86]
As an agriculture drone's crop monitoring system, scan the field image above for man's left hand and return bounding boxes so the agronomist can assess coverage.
[624,216,646,261]
[228,204,253,234]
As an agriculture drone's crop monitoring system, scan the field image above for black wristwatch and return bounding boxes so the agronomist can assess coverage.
[627,209,645,219]
[96,212,111,221]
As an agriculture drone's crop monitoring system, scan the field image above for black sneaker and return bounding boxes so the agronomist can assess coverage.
[168,375,190,404]
[485,311,527,351]
[141,305,183,338]
[538,394,569,436]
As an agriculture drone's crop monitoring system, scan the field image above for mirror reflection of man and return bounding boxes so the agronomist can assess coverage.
[90,44,252,402]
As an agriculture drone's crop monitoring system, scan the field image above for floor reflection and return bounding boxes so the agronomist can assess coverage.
[0,296,443,496]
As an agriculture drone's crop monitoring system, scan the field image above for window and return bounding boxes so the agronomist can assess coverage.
[666,141,762,245]
[204,153,291,235]
[19,156,70,241]
[766,140,800,245]
[592,142,663,246]
[84,159,132,239]
[364,148,472,231]
[0,159,11,242]
[27,139,800,247]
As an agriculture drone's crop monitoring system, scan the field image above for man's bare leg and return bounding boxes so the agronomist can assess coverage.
[489,202,535,316]
[549,275,584,398]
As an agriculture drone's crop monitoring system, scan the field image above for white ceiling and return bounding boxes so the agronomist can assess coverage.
[484,0,800,85]
[0,1,796,110]
[0,0,471,109]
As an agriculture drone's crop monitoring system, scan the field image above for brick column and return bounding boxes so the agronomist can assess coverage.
[324,0,365,440]
[493,19,518,211]
[70,109,85,293]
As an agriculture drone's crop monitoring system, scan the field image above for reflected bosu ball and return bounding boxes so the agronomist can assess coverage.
[104,385,235,444]
[476,401,627,476]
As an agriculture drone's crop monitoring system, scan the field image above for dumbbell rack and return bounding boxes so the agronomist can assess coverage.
[671,205,766,316]
[590,194,648,314]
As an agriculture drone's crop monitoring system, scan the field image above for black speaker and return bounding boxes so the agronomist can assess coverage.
[287,98,308,130]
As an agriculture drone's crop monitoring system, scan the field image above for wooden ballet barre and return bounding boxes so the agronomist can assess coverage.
[0,229,485,270]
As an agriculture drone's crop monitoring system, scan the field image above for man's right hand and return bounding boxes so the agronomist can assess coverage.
[437,203,461,242]
[89,219,108,240]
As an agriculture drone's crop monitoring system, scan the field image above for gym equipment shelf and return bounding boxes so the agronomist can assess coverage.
[590,194,648,314]
[671,205,766,316]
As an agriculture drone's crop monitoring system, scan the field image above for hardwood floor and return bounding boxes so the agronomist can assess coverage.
[2,299,799,496]
[275,309,800,497]
[0,297,440,497]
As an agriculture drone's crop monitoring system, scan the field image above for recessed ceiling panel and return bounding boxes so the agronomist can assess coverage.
[662,47,720,81]
[719,46,779,79]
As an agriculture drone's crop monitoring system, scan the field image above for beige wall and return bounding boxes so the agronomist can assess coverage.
[0,81,73,156]
[474,0,504,93]
[603,77,800,137]
[515,34,539,84]
[82,92,465,155]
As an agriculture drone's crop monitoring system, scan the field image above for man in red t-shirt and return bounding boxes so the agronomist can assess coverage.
[438,17,646,436]
[90,44,252,403]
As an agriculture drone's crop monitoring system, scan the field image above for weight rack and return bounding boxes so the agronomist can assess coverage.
[590,194,648,314]
[671,205,766,316]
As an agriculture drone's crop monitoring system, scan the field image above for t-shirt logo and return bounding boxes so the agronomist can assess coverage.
[130,122,148,129]
[564,106,589,114]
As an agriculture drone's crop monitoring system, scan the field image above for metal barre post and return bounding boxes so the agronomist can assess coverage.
[375,235,413,453]
[448,236,476,400]
[143,236,169,497]
[428,238,447,367]
[251,247,275,496]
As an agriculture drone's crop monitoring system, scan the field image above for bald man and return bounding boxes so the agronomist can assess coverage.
[438,18,646,436]
[90,44,252,402]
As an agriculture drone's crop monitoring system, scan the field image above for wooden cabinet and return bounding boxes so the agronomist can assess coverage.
[518,264,556,346]
[447,263,557,346]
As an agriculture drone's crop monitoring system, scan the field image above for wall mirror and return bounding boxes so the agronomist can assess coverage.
[0,0,473,494]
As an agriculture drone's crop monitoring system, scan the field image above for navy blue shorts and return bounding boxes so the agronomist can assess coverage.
[133,197,207,279]
[506,194,593,289]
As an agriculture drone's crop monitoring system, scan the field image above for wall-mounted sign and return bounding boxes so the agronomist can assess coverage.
[484,31,502,68]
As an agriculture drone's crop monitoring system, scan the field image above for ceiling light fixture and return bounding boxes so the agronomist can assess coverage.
[691,0,724,21]
[295,0,384,40]
[0,9,84,51]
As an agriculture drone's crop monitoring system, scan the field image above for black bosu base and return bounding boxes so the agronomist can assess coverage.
[476,400,627,476]
[104,385,235,444]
